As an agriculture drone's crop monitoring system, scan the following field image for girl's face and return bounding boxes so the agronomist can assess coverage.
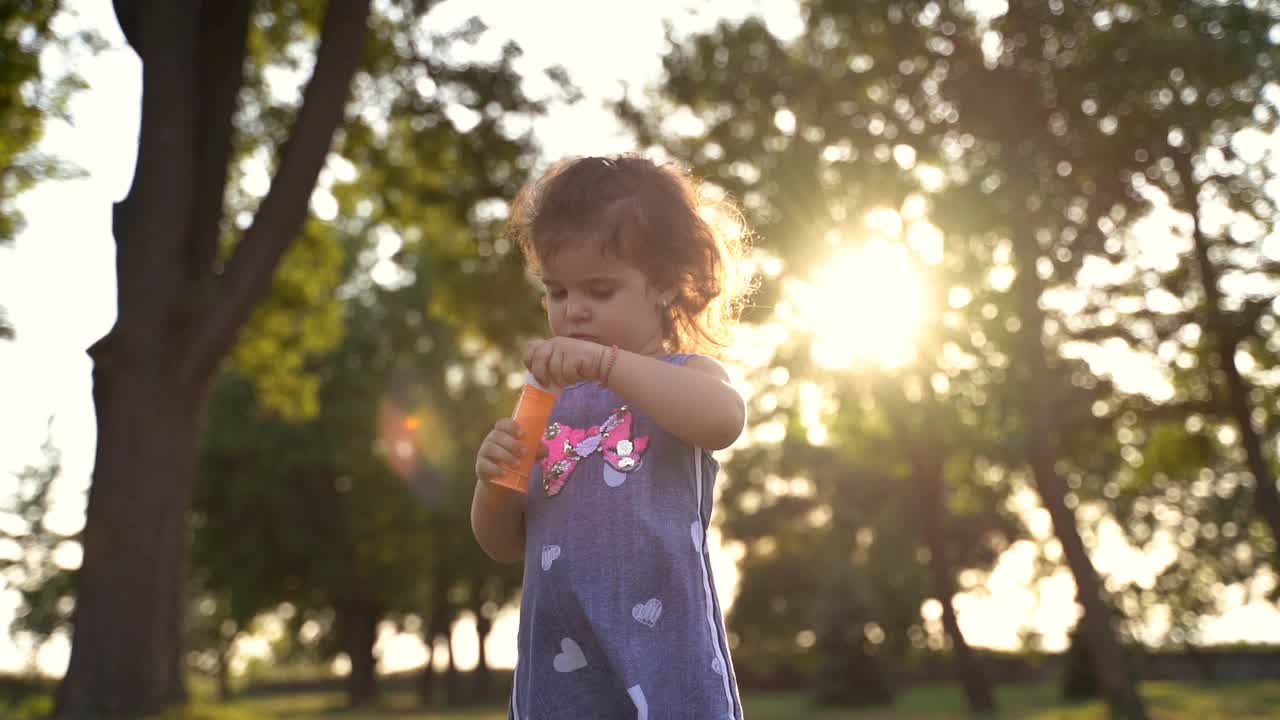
[540,240,672,357]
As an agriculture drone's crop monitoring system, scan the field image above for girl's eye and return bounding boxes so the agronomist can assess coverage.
[547,288,567,300]
[589,288,615,301]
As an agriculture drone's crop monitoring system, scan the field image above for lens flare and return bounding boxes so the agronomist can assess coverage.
[786,239,928,370]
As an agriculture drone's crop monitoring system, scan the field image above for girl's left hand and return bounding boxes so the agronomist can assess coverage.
[523,337,609,388]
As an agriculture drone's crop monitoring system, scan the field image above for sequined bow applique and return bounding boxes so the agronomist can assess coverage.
[541,406,649,497]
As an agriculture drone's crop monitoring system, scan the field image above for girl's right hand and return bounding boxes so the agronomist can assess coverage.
[475,417,525,485]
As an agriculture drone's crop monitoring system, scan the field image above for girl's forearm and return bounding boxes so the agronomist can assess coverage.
[470,480,525,564]
[604,350,745,450]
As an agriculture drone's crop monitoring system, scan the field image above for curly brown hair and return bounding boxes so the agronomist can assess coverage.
[507,154,754,355]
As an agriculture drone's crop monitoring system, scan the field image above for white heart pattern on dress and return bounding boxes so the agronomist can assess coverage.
[712,657,726,675]
[553,637,587,673]
[603,465,627,487]
[632,598,663,628]
[541,544,561,571]
[690,520,704,553]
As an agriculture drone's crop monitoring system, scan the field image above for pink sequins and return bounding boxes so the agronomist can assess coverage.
[541,406,649,497]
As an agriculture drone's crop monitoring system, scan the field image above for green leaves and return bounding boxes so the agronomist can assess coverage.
[189,2,555,687]
[230,218,346,420]
[641,3,1279,697]
[1,429,78,651]
[0,3,99,341]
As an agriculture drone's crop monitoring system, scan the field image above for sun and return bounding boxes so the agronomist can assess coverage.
[784,238,929,370]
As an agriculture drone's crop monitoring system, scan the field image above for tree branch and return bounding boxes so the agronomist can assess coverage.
[1233,296,1273,346]
[1065,306,1193,346]
[104,0,198,364]
[180,0,372,386]
[188,0,252,281]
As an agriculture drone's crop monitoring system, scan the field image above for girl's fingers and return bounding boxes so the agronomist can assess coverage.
[498,439,525,459]
[488,428,524,456]
[542,348,557,386]
[524,340,553,387]
[495,417,523,437]
[522,339,542,371]
[477,458,508,482]
[478,416,535,482]
[482,442,521,470]
[525,343,543,385]
[552,349,568,387]
[487,431,525,459]
[565,351,578,385]
[537,344,555,388]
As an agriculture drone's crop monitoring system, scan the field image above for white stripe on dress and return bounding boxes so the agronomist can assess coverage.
[693,445,736,716]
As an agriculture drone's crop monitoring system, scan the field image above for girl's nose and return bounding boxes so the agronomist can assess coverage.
[565,296,591,321]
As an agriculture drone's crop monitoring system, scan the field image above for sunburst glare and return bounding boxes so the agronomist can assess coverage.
[783,238,929,370]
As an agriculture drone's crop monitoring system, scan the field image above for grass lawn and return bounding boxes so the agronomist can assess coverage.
[6,680,1278,719]
[195,680,1280,720]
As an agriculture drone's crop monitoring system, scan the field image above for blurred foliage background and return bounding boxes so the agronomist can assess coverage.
[2,1,1280,718]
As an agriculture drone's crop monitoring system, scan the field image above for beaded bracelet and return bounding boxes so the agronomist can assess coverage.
[601,344,620,387]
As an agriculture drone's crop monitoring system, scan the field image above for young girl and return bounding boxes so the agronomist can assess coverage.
[472,155,752,719]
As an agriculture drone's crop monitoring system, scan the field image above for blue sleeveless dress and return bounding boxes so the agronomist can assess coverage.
[509,353,744,720]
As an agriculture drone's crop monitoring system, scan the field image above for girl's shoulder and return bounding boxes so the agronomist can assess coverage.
[673,352,732,382]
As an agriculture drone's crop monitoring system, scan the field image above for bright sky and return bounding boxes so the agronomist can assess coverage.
[2,0,1278,678]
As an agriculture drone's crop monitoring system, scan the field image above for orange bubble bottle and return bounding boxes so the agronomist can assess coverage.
[492,374,559,493]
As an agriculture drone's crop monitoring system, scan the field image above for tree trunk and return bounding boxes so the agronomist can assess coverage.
[53,0,369,715]
[337,601,380,707]
[1184,641,1216,683]
[445,629,462,703]
[423,595,454,704]
[56,362,204,717]
[882,368,998,714]
[912,443,996,713]
[1062,625,1100,701]
[1011,230,1147,720]
[811,553,893,707]
[417,631,436,705]
[216,635,234,701]
[474,610,493,701]
[420,600,451,705]
[1176,150,1280,554]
